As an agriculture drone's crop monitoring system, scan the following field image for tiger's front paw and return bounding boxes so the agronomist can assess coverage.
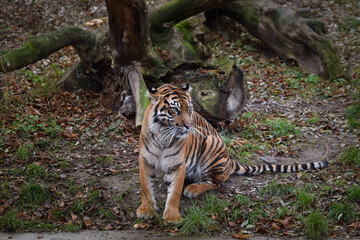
[163,207,182,223]
[137,205,156,219]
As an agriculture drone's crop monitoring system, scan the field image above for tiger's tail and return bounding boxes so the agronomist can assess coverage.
[232,159,329,175]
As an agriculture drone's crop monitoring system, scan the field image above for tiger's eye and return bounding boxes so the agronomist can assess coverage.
[171,107,180,114]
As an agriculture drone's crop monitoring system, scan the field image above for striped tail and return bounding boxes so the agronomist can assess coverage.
[232,159,329,175]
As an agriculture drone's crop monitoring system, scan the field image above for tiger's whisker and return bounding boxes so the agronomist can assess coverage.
[192,127,205,138]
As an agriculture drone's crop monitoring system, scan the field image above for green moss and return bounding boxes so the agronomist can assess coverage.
[175,21,192,42]
[194,80,220,117]
[139,76,150,124]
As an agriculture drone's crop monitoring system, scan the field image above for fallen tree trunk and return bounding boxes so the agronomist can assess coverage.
[150,0,233,44]
[217,0,347,80]
[0,26,107,73]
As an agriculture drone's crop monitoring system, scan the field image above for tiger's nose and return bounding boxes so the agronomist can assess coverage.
[184,123,192,129]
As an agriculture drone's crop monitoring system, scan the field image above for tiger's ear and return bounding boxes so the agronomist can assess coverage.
[181,83,191,93]
[146,86,158,99]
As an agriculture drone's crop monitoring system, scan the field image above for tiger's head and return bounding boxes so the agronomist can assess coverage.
[147,84,193,138]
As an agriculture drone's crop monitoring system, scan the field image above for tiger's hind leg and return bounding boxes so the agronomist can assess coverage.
[183,179,220,198]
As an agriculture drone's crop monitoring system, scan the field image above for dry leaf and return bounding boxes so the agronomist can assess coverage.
[349,222,360,228]
[228,221,237,227]
[71,212,78,221]
[83,216,92,227]
[104,224,113,230]
[134,222,150,229]
[232,233,250,239]
[271,222,281,230]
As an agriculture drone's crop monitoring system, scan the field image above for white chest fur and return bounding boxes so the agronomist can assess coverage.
[141,138,184,174]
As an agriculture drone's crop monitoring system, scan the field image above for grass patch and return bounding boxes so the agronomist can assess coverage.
[295,190,315,211]
[202,194,229,219]
[246,202,266,225]
[94,155,114,165]
[0,181,10,199]
[307,116,321,125]
[71,200,85,215]
[345,102,360,129]
[235,194,251,206]
[304,211,330,240]
[25,163,46,178]
[0,211,25,231]
[328,202,356,224]
[96,207,116,219]
[19,183,51,207]
[61,223,82,232]
[58,160,71,169]
[274,206,290,219]
[261,181,294,196]
[178,204,216,236]
[347,184,360,202]
[16,142,35,161]
[320,185,335,196]
[265,118,299,139]
[338,146,360,168]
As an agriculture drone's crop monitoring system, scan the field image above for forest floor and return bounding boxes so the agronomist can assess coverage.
[1,0,360,239]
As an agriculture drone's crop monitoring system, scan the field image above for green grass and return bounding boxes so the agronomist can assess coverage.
[274,206,290,219]
[235,194,251,206]
[295,190,315,211]
[178,204,216,236]
[61,223,82,232]
[338,146,360,168]
[19,183,51,207]
[66,178,83,195]
[328,202,356,224]
[304,211,330,240]
[261,181,294,196]
[303,73,320,88]
[19,63,65,97]
[58,160,71,169]
[113,190,124,203]
[0,181,10,199]
[307,116,321,125]
[320,185,335,196]
[96,207,116,219]
[71,200,85,215]
[16,142,35,161]
[246,202,265,225]
[25,163,46,178]
[202,194,229,219]
[95,155,114,165]
[265,118,299,139]
[0,211,25,231]
[347,184,360,202]
[345,102,360,129]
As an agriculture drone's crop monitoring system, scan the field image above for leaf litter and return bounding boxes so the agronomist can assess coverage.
[0,0,360,239]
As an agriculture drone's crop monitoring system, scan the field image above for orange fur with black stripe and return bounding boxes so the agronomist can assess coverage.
[136,84,328,222]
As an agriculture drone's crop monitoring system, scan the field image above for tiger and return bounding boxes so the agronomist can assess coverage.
[136,83,328,223]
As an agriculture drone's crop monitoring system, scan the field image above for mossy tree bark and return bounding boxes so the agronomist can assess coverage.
[149,0,233,44]
[105,0,150,126]
[213,0,347,80]
[0,26,107,73]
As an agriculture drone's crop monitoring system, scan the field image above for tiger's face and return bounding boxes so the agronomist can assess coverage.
[148,84,193,138]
